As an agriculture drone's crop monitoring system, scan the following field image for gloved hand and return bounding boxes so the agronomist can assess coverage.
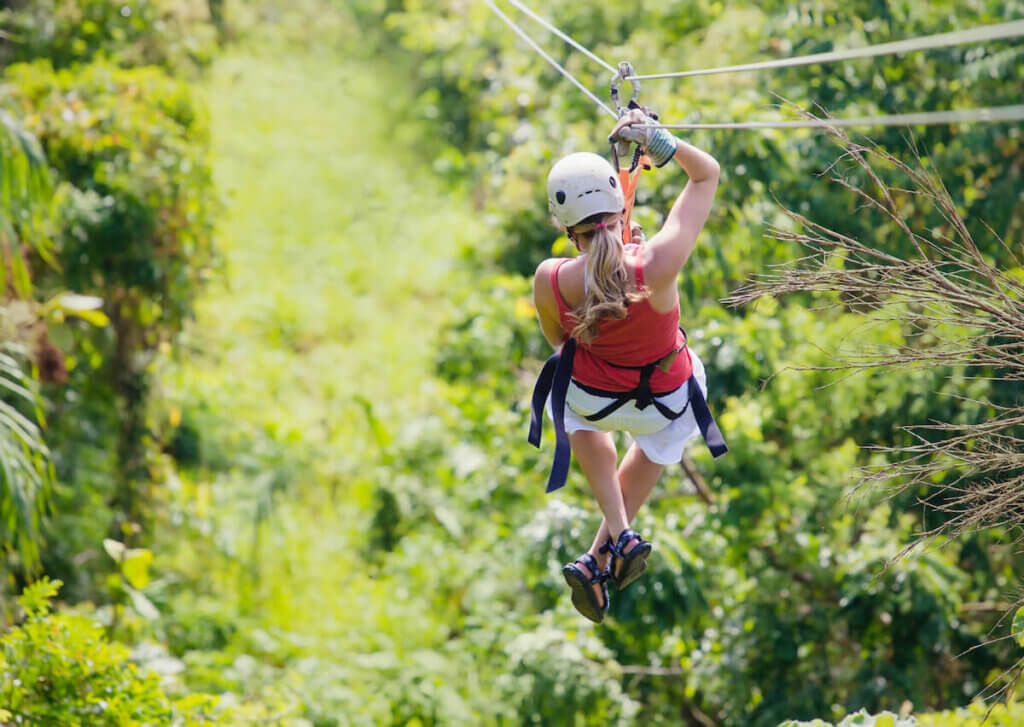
[629,221,645,244]
[609,108,679,168]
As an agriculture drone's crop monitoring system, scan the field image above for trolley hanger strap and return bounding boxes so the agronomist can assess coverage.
[610,95,655,247]
[618,159,649,246]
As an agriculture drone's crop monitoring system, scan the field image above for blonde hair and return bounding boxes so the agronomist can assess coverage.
[568,213,648,344]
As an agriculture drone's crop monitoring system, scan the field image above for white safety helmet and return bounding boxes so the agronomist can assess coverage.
[547,152,624,228]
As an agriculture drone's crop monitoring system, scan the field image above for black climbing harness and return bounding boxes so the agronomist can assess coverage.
[527,336,728,493]
[576,334,688,422]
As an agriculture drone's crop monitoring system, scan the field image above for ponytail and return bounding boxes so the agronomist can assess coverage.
[570,215,648,344]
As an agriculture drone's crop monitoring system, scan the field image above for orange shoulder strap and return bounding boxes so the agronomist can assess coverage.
[618,154,651,246]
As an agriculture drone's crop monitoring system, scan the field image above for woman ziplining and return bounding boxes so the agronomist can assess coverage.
[489,0,1024,629]
[528,108,727,622]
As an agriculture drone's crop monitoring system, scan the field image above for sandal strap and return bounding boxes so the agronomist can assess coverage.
[616,528,646,552]
[602,529,649,562]
[576,553,601,581]
[602,529,643,559]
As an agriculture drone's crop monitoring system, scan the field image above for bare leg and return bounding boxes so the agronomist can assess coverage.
[569,430,628,535]
[588,441,664,572]
[567,430,627,604]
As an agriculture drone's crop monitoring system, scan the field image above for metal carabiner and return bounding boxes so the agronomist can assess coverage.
[609,61,643,171]
[609,61,640,118]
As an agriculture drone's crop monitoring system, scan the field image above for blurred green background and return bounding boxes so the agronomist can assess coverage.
[0,0,1023,724]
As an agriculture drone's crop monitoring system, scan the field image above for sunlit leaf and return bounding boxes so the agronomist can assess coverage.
[64,307,110,327]
[103,537,126,562]
[127,585,160,620]
[121,548,153,589]
[56,293,104,311]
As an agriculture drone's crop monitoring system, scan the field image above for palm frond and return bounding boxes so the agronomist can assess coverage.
[0,350,51,571]
[0,109,55,297]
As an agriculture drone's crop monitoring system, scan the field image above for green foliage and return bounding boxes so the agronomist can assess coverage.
[0,56,216,590]
[780,710,916,726]
[376,0,1024,288]
[0,578,223,726]
[0,0,217,72]
[2,59,216,325]
[0,110,54,294]
[917,701,1024,726]
[1014,606,1024,647]
[0,350,51,570]
[4,2,1021,726]
[350,1,1024,724]
[787,701,1024,727]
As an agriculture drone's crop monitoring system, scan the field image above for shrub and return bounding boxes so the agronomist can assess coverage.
[1,59,216,321]
[0,58,216,592]
[0,578,223,726]
[0,0,217,72]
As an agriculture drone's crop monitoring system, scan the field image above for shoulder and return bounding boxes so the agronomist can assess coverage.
[636,243,676,291]
[534,257,562,280]
[533,257,572,296]
[533,258,561,308]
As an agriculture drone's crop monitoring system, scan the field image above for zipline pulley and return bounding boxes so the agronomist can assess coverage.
[609,61,652,247]
[609,61,640,117]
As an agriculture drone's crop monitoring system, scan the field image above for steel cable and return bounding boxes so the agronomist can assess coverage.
[481,1,1024,131]
[652,105,1024,130]
[627,20,1024,81]
[502,0,617,74]
[483,0,617,118]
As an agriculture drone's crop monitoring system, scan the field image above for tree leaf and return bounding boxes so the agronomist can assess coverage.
[121,548,153,590]
[127,586,160,620]
[64,307,110,327]
[103,538,126,563]
[56,293,104,311]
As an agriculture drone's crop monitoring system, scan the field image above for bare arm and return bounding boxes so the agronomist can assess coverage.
[533,259,567,349]
[643,139,719,290]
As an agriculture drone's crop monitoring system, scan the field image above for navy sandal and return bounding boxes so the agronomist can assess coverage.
[562,553,609,623]
[601,528,652,591]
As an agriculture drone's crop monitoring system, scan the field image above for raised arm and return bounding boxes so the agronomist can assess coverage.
[609,111,719,291]
[644,139,719,290]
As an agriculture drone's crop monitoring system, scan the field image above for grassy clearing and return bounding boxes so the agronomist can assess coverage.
[155,13,492,718]
[174,48,480,442]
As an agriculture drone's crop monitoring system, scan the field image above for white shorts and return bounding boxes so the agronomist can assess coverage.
[546,350,709,465]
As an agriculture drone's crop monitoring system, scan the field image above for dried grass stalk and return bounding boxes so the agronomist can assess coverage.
[725,106,1024,556]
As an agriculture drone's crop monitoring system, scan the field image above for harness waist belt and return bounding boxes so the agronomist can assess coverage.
[528,338,727,493]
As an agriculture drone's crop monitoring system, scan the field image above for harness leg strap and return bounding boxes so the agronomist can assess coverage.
[688,375,728,458]
[547,339,577,492]
[527,339,578,493]
[528,354,558,448]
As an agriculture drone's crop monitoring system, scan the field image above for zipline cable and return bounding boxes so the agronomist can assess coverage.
[502,0,617,75]
[483,0,617,119]
[482,1,1024,130]
[651,105,1024,130]
[627,19,1024,80]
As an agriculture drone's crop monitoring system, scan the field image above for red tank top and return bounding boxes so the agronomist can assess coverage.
[552,254,693,392]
